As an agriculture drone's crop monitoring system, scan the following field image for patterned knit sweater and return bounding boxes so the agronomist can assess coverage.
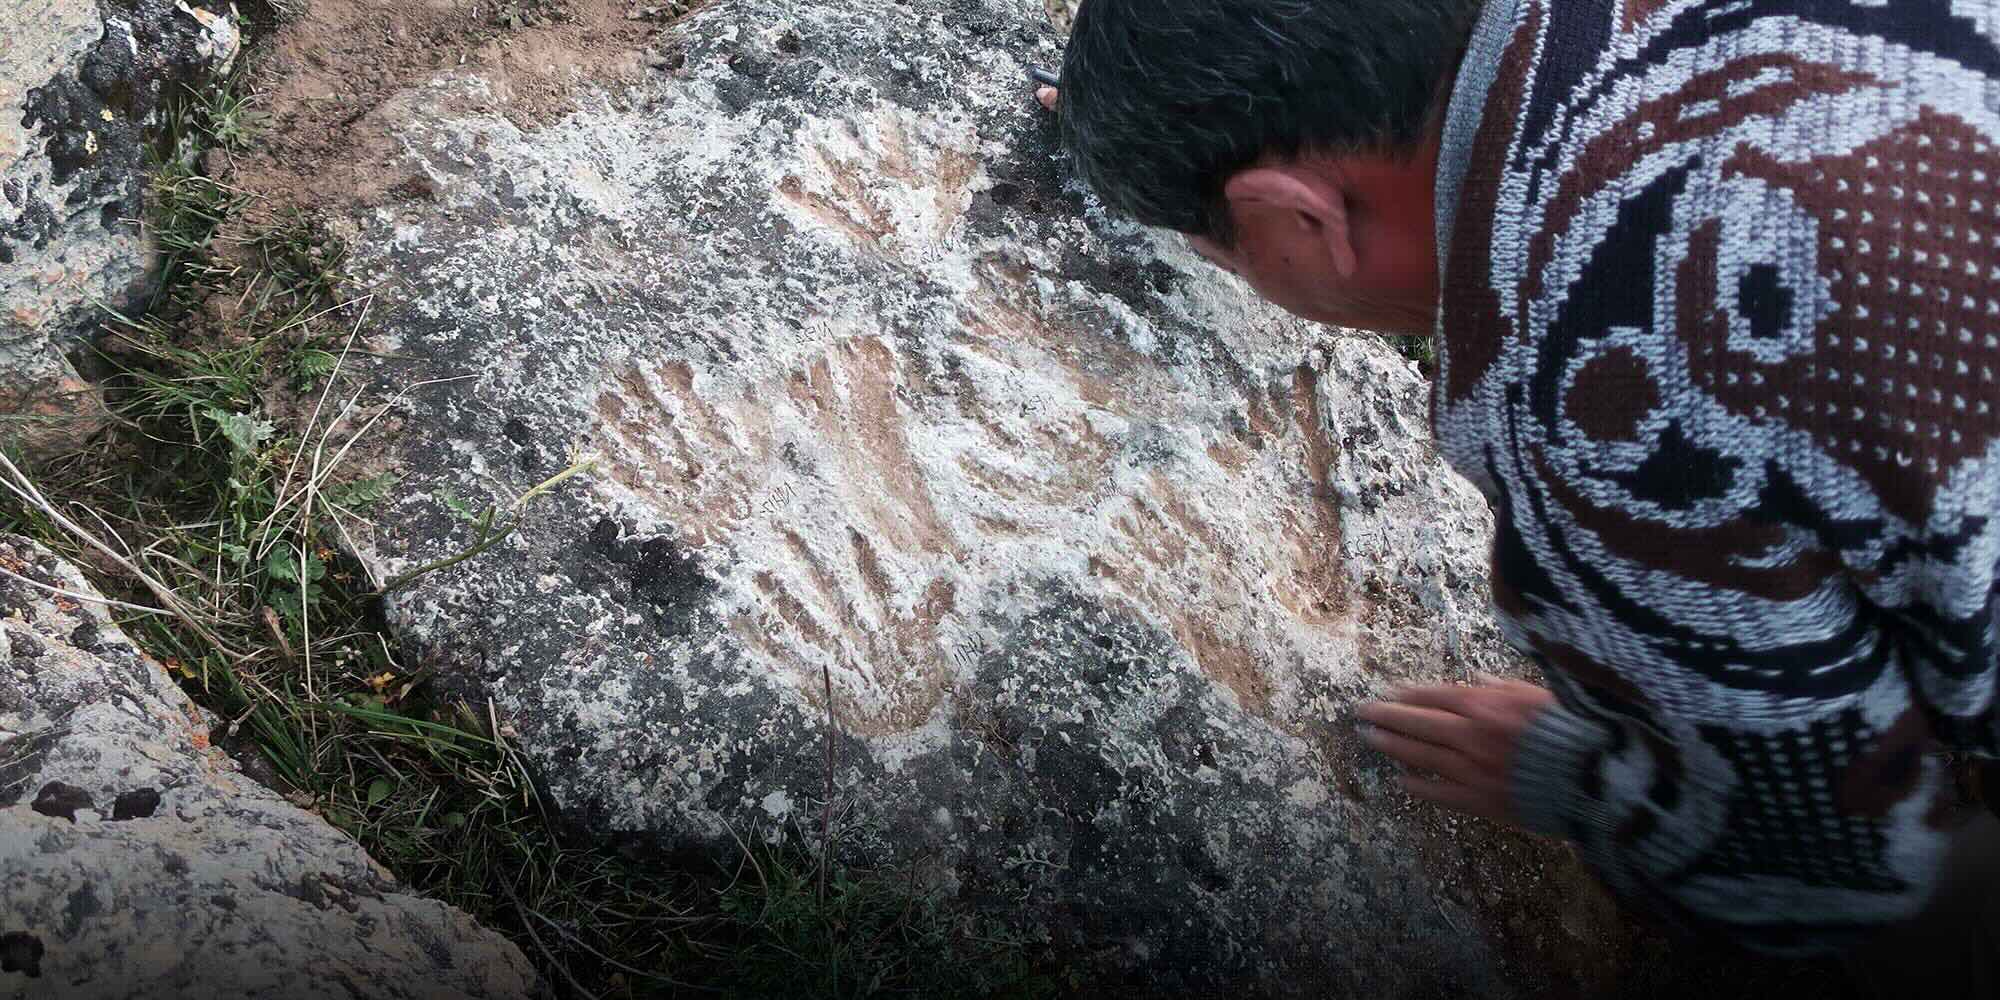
[1432,0,2000,953]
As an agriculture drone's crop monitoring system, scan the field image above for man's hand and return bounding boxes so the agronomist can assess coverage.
[1357,674,1555,828]
[1036,86,1059,111]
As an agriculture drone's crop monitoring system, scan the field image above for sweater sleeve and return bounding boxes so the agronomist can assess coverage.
[1499,615,1964,949]
[1509,698,1619,843]
[1503,675,1674,915]
[1879,514,2000,761]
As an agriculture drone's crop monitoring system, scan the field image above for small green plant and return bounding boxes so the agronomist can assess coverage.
[189,79,270,152]
[381,461,594,595]
[322,471,397,511]
[236,211,348,334]
[1392,334,1437,375]
[288,346,339,389]
[146,117,250,306]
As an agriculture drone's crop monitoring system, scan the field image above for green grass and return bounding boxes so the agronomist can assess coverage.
[1392,335,1436,375]
[1,41,1057,1000]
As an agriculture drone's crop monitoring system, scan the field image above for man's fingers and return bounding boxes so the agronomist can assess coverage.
[1476,672,1554,701]
[1382,683,1483,716]
[1400,774,1503,822]
[1036,85,1059,111]
[1362,727,1476,784]
[1358,678,1550,830]
[1387,680,1552,720]
[1358,701,1472,747]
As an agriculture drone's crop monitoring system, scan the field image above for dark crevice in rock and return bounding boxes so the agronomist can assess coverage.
[30,781,93,823]
[110,787,161,820]
[627,537,710,612]
[0,931,44,978]
[575,519,716,636]
[66,621,102,653]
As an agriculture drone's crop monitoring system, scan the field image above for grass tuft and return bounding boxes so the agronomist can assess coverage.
[1392,334,1436,375]
[2,35,1058,1000]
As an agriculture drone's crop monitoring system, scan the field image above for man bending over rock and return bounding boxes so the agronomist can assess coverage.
[1042,0,2000,988]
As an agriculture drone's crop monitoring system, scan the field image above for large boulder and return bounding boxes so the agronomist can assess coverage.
[0,535,541,999]
[1,0,240,457]
[277,0,1724,993]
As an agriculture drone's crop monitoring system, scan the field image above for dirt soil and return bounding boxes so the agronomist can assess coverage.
[1407,805,1854,998]
[229,0,671,219]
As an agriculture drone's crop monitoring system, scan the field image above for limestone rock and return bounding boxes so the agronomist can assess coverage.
[1,0,240,457]
[0,535,541,999]
[332,0,1528,992]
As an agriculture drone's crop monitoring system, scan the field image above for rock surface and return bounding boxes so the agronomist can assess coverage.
[269,0,1656,993]
[0,535,541,999]
[1,0,239,457]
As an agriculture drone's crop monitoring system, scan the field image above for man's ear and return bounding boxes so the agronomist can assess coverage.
[1223,166,1358,280]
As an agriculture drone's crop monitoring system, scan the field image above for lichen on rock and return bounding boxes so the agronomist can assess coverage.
[1,0,240,457]
[0,534,540,998]
[312,0,1536,991]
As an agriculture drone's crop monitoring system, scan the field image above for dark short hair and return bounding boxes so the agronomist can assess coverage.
[1058,0,1478,242]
